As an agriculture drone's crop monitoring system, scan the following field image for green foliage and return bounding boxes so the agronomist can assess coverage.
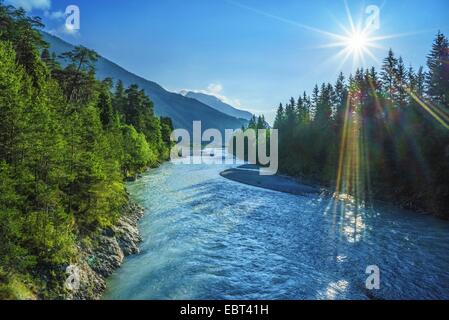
[0,3,173,298]
[0,268,35,300]
[121,125,156,175]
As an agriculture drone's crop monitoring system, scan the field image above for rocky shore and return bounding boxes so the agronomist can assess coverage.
[68,198,145,300]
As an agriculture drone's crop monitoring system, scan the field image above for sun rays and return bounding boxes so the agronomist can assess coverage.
[228,0,448,241]
[228,0,435,75]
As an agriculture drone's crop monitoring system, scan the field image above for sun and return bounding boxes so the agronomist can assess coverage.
[227,0,410,70]
[347,32,368,51]
[322,25,381,70]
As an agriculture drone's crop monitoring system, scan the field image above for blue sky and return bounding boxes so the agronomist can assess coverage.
[7,0,449,123]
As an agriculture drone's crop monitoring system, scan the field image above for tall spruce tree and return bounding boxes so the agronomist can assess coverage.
[426,31,449,106]
[381,49,398,101]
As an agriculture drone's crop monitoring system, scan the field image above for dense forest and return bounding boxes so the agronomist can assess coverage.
[0,4,172,299]
[267,32,448,217]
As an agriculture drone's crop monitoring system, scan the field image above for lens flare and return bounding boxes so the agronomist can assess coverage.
[347,32,368,51]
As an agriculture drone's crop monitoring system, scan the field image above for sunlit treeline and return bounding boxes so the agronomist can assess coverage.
[273,32,449,217]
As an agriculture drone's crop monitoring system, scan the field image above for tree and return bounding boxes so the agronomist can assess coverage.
[257,115,269,129]
[58,46,99,102]
[98,81,114,128]
[113,80,126,115]
[60,45,99,73]
[314,83,333,124]
[334,73,347,128]
[426,31,449,106]
[0,41,27,165]
[296,94,310,124]
[415,66,426,97]
[0,5,47,84]
[408,65,417,93]
[395,57,408,107]
[285,99,297,128]
[121,125,154,176]
[273,103,285,129]
[381,49,398,100]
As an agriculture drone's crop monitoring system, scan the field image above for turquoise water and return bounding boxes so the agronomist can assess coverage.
[104,151,449,300]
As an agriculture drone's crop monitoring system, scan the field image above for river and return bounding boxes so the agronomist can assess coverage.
[104,149,449,300]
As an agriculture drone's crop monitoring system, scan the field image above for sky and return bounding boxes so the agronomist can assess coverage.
[7,0,449,123]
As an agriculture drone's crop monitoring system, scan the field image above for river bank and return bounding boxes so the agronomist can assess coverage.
[220,165,321,196]
[67,196,144,300]
[220,164,448,219]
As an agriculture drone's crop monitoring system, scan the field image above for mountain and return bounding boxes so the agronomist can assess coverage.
[41,32,247,135]
[181,91,253,121]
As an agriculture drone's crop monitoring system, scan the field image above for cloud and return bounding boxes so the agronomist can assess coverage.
[5,0,51,11]
[207,83,223,95]
[44,10,65,20]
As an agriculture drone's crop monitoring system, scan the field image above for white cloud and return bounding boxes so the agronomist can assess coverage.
[207,83,223,95]
[44,10,65,20]
[5,0,51,11]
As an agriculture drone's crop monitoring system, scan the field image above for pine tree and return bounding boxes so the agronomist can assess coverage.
[0,5,47,85]
[303,92,311,123]
[113,79,127,115]
[408,65,417,92]
[285,100,297,128]
[296,95,308,124]
[59,46,99,102]
[381,49,398,101]
[257,115,268,129]
[368,67,380,92]
[98,86,114,128]
[395,57,408,107]
[160,117,174,147]
[426,31,449,106]
[416,66,426,97]
[314,83,332,124]
[334,73,347,126]
[0,42,28,165]
[273,103,285,129]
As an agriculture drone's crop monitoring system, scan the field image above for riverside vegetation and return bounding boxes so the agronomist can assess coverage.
[240,32,449,218]
[0,3,173,299]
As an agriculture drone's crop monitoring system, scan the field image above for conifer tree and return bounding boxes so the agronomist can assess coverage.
[273,103,284,129]
[426,31,449,106]
[381,49,398,100]
[395,57,408,107]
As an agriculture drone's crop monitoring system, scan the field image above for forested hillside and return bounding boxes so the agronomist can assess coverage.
[41,32,248,135]
[271,33,449,217]
[0,4,172,298]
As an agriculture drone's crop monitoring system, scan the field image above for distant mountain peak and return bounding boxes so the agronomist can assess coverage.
[179,89,189,96]
[182,91,253,121]
[41,32,247,134]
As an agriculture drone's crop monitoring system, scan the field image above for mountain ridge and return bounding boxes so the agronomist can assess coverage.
[181,91,253,121]
[41,32,247,134]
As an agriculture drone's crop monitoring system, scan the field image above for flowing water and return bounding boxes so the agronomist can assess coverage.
[104,150,449,300]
